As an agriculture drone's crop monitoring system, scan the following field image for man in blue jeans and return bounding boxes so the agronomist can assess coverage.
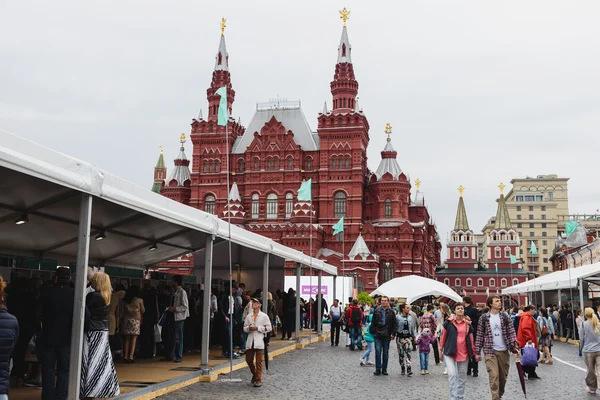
[168,275,189,362]
[346,299,364,350]
[371,296,396,376]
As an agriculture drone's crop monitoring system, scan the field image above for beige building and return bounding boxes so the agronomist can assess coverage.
[503,175,569,273]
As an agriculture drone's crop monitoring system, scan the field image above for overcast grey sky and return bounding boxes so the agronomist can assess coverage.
[1,1,599,257]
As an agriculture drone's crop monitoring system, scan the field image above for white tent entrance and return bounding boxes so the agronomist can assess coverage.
[370,275,463,304]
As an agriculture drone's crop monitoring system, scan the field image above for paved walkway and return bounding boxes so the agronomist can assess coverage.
[162,333,588,400]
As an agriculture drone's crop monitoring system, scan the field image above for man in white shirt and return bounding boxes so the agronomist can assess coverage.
[168,275,189,362]
[244,298,272,387]
[329,299,342,346]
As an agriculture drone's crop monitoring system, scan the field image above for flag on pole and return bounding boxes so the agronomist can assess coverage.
[332,217,344,236]
[297,179,312,201]
[565,221,579,237]
[215,86,228,126]
[530,242,538,255]
[486,287,490,296]
[510,254,519,264]
[495,263,498,272]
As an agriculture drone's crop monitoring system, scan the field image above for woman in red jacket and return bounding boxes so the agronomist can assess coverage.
[517,305,540,379]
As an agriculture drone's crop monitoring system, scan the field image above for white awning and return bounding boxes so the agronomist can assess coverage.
[502,262,600,294]
[370,275,463,304]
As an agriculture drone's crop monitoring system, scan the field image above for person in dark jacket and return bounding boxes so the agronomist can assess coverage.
[40,267,74,400]
[371,296,396,376]
[463,296,480,377]
[139,282,159,359]
[0,275,18,399]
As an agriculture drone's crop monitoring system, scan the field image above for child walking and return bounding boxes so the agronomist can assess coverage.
[360,311,374,366]
[416,328,435,375]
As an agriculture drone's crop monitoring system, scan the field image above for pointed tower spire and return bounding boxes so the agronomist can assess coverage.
[206,18,235,122]
[349,233,371,259]
[221,180,246,225]
[152,146,166,193]
[375,123,403,180]
[166,134,191,186]
[322,101,328,114]
[454,185,470,231]
[494,183,513,229]
[214,18,229,71]
[331,8,358,112]
[197,108,203,120]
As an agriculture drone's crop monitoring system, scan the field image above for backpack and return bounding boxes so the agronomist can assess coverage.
[512,314,520,333]
[398,316,411,339]
[351,307,361,324]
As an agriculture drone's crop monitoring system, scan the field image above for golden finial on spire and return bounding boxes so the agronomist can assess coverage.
[159,145,163,154]
[415,179,421,191]
[498,182,506,195]
[180,133,186,144]
[220,17,227,36]
[385,123,392,140]
[458,185,465,197]
[339,7,350,26]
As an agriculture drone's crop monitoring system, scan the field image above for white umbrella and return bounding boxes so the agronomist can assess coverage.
[370,275,463,304]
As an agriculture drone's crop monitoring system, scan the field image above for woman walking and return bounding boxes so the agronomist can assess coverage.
[360,310,374,366]
[122,286,145,363]
[437,303,452,375]
[537,309,553,364]
[0,276,18,400]
[581,307,600,394]
[440,302,475,400]
[81,272,120,399]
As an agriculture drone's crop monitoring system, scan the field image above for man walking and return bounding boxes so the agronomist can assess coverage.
[420,304,440,365]
[329,299,342,346]
[464,296,480,377]
[243,298,272,387]
[395,303,417,376]
[475,296,518,400]
[40,267,73,400]
[346,299,364,351]
[168,275,189,362]
[517,305,541,379]
[371,296,396,376]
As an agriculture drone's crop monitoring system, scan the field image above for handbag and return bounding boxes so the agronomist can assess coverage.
[24,335,37,362]
[521,343,539,367]
[154,324,162,343]
[109,333,122,352]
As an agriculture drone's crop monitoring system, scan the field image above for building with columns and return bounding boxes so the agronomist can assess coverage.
[151,12,441,292]
[436,185,532,306]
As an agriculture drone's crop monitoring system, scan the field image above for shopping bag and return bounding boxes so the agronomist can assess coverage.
[154,324,162,343]
[109,333,122,352]
[24,335,37,362]
[521,344,539,367]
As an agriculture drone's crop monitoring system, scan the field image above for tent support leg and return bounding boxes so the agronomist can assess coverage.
[333,275,337,303]
[317,270,322,335]
[200,234,214,374]
[541,291,545,308]
[579,279,585,313]
[67,194,92,400]
[295,263,301,343]
[262,253,269,314]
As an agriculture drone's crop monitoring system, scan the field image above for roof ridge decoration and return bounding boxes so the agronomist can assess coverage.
[493,182,513,230]
[337,8,352,63]
[453,185,470,231]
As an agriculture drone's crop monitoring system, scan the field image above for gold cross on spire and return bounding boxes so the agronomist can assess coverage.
[385,122,392,136]
[458,185,465,197]
[498,182,505,194]
[220,17,227,36]
[180,133,186,144]
[159,145,163,154]
[339,7,350,26]
[415,178,421,191]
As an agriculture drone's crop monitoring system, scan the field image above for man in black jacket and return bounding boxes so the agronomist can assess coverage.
[371,296,396,376]
[463,296,480,377]
[41,267,74,400]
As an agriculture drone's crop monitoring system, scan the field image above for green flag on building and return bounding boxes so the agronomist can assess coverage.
[510,254,519,264]
[495,263,498,272]
[565,221,579,237]
[332,217,344,236]
[215,86,228,126]
[297,179,312,202]
[530,242,538,255]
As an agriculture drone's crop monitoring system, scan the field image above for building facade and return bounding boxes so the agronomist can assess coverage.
[151,17,441,292]
[436,185,531,306]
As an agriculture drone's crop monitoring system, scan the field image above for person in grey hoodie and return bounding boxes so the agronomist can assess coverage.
[395,303,417,376]
[581,307,600,394]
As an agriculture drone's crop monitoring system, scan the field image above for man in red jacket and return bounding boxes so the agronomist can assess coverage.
[517,305,540,379]
[346,299,364,351]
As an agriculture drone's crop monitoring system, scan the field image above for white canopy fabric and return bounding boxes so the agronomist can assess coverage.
[502,262,600,294]
[370,275,463,304]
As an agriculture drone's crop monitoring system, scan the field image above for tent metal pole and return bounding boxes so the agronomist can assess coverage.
[333,275,337,303]
[262,253,269,314]
[200,234,214,374]
[579,279,585,314]
[317,270,322,335]
[541,291,545,308]
[295,263,301,343]
[558,289,562,308]
[67,193,92,400]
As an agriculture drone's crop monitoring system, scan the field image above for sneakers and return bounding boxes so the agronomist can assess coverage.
[401,368,405,375]
[586,387,596,393]
[360,359,365,367]
[253,381,262,387]
[407,370,413,377]
[443,368,448,375]
[421,370,425,375]
[23,379,41,388]
[374,370,381,376]
[366,361,375,366]
[382,370,388,376]
[425,370,429,375]
[472,372,478,377]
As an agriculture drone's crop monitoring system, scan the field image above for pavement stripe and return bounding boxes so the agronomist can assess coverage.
[552,356,587,372]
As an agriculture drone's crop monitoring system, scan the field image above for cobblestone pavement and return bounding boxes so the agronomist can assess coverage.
[161,333,588,400]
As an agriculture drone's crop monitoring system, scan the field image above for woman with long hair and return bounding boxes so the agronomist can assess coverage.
[437,303,452,375]
[0,276,18,400]
[537,308,554,364]
[122,286,145,363]
[582,307,600,394]
[80,272,120,399]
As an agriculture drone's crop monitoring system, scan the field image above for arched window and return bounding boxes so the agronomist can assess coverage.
[251,194,259,219]
[332,157,337,169]
[215,160,220,173]
[513,278,519,286]
[274,157,279,170]
[209,160,214,173]
[338,119,343,127]
[287,157,293,170]
[455,278,461,287]
[466,278,472,287]
[204,195,215,215]
[306,157,312,170]
[462,247,469,258]
[345,156,350,169]
[266,193,278,219]
[238,159,245,172]
[477,278,483,287]
[494,247,501,258]
[444,278,450,286]
[254,158,259,170]
[334,191,347,218]
[501,278,507,287]
[504,247,511,258]
[203,161,208,173]
[285,193,293,219]
[385,198,392,219]
[489,278,495,287]
[267,158,272,170]
[454,248,460,258]
[382,261,394,283]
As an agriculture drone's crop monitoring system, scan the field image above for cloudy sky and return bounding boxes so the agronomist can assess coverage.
[1,1,599,256]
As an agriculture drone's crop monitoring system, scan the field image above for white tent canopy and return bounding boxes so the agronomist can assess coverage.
[370,275,463,304]
[502,262,600,294]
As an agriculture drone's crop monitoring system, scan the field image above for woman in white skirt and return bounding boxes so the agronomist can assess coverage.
[81,272,120,399]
